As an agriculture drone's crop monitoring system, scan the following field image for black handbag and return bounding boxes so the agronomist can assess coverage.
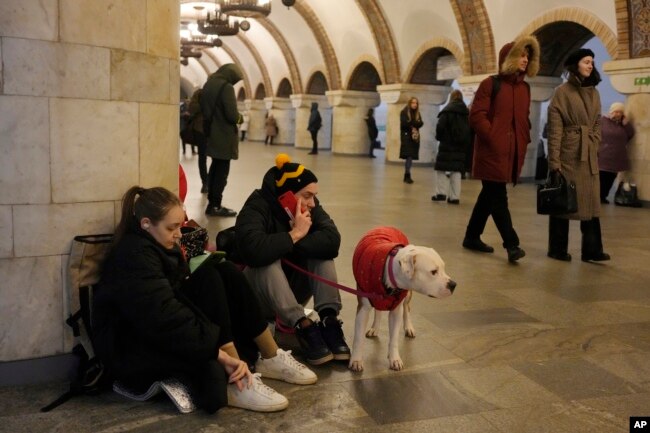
[537,171,578,215]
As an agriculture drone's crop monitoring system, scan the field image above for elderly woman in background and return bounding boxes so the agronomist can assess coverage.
[598,102,635,204]
[546,48,610,262]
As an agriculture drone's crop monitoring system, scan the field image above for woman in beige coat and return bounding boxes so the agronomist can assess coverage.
[546,48,610,262]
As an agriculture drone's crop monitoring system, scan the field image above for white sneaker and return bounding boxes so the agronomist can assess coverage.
[255,349,318,385]
[227,373,288,412]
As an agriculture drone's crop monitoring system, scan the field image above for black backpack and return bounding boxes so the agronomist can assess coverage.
[41,235,114,412]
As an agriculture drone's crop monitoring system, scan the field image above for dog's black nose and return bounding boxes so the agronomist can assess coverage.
[447,280,457,293]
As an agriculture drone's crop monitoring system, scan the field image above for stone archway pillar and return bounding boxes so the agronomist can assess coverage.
[290,94,332,151]
[264,97,295,145]
[245,99,267,142]
[326,90,380,155]
[377,84,450,163]
[604,58,650,201]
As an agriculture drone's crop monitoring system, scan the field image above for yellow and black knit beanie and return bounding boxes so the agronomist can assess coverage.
[274,154,318,194]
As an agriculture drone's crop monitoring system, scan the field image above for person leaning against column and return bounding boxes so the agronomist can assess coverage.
[462,35,540,263]
[399,97,424,184]
[546,48,610,262]
[598,102,635,204]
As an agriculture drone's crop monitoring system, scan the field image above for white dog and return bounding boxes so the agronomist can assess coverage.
[349,227,455,372]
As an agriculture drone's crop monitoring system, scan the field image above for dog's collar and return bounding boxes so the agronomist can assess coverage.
[386,246,403,292]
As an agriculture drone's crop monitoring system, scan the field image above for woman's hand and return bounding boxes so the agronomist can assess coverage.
[218,349,253,391]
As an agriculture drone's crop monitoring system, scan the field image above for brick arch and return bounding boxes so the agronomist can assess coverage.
[354,0,401,84]
[449,0,496,75]
[294,0,342,90]
[517,7,618,59]
[206,46,253,99]
[277,77,293,97]
[614,0,630,60]
[257,18,303,94]
[305,69,329,95]
[403,38,464,83]
[254,83,266,100]
[346,57,383,91]
[231,35,273,100]
[237,87,246,101]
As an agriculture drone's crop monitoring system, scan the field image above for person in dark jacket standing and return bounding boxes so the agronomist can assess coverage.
[365,108,378,158]
[234,154,350,366]
[546,48,610,262]
[463,35,540,262]
[201,63,243,217]
[93,187,319,414]
[307,102,322,155]
[598,101,635,204]
[432,90,471,204]
[400,97,424,183]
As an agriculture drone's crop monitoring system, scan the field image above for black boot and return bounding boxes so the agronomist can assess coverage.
[547,216,571,261]
[581,218,610,262]
[295,321,333,365]
[403,173,414,184]
[319,316,351,361]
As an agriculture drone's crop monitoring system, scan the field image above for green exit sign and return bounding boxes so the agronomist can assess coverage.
[635,76,650,85]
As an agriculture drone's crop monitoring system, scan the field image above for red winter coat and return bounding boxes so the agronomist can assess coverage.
[352,227,409,311]
[470,35,540,183]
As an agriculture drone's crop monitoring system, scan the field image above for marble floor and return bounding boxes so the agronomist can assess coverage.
[2,142,649,433]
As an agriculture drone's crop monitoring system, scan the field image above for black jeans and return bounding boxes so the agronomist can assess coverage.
[465,180,519,249]
[599,170,617,201]
[194,132,208,187]
[310,130,318,152]
[208,158,231,207]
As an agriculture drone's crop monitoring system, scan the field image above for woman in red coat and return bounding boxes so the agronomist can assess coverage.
[463,35,540,262]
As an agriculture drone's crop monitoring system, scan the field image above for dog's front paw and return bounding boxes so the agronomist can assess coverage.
[388,356,404,371]
[348,359,364,372]
[404,326,416,339]
[365,328,379,338]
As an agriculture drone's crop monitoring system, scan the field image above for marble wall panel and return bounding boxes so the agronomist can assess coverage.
[50,98,139,203]
[0,96,51,204]
[0,0,58,41]
[139,103,179,192]
[59,0,145,52]
[147,0,179,60]
[170,61,181,105]
[111,51,170,103]
[0,256,63,361]
[2,38,110,99]
[0,206,12,258]
[13,202,114,257]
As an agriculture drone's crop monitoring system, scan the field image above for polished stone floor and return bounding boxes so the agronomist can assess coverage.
[2,142,649,433]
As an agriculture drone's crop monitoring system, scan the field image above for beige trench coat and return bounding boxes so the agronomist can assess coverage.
[547,75,601,220]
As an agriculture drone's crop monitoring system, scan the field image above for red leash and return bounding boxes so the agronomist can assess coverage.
[281,259,382,300]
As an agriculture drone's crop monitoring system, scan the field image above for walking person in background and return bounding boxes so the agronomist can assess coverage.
[546,48,610,262]
[462,35,540,262]
[399,97,423,184]
[307,103,322,155]
[240,110,250,142]
[365,108,378,158]
[265,113,278,145]
[188,89,209,194]
[432,90,471,204]
[201,63,243,217]
[598,102,635,204]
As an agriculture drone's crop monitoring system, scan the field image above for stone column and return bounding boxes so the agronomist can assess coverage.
[377,84,450,164]
[290,94,332,151]
[264,97,295,146]
[0,1,179,367]
[245,99,267,142]
[604,58,650,200]
[326,90,380,155]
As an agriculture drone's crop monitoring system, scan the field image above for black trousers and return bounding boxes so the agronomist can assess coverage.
[465,180,519,249]
[548,216,605,256]
[310,130,318,152]
[194,132,208,187]
[599,170,617,201]
[208,158,231,207]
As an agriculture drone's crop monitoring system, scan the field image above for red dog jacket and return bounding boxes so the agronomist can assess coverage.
[352,227,409,311]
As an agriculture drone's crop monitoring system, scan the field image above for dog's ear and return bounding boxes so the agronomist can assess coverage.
[399,251,416,280]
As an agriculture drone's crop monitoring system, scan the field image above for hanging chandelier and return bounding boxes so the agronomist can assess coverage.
[215,0,271,19]
[198,9,240,36]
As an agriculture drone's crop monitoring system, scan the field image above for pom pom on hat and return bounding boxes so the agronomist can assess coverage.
[564,48,595,67]
[274,154,318,194]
